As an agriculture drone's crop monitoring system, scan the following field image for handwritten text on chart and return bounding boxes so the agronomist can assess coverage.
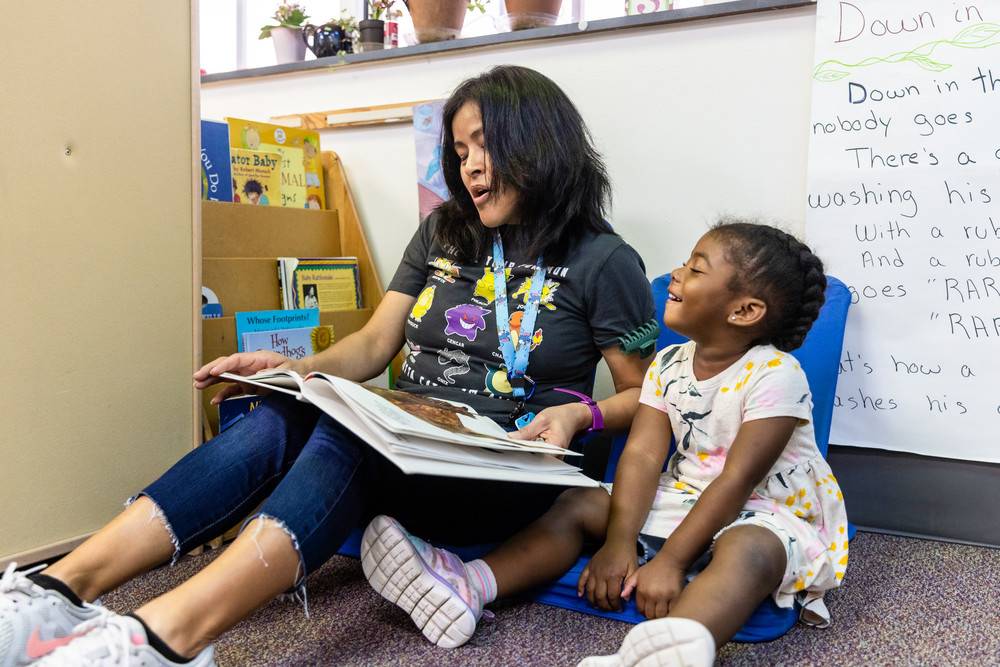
[805,0,999,462]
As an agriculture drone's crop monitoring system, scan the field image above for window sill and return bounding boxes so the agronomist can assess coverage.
[201,0,813,84]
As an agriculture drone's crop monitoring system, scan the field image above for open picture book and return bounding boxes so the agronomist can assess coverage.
[219,370,600,488]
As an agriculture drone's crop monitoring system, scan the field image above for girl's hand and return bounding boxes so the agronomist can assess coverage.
[577,540,637,611]
[193,351,294,404]
[622,556,686,619]
[511,402,592,449]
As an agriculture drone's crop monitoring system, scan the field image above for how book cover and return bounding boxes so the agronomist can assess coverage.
[242,325,335,360]
[227,118,325,210]
[235,309,320,352]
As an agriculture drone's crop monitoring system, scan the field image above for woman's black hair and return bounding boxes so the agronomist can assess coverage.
[711,219,827,352]
[435,65,613,264]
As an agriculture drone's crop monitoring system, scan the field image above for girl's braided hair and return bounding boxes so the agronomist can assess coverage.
[711,219,826,352]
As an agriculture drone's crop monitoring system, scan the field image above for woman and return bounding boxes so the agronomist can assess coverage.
[1,66,654,666]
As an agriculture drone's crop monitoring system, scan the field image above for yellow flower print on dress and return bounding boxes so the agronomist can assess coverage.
[410,285,435,322]
[511,277,560,310]
[473,266,512,303]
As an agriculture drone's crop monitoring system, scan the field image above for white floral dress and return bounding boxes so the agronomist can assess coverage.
[620,341,850,626]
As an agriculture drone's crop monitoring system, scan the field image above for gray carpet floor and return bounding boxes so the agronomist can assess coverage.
[101,531,1000,666]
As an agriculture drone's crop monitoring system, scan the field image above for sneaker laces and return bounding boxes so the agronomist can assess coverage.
[39,610,137,667]
[0,562,47,608]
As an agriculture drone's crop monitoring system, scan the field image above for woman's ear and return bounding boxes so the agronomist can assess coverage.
[728,298,767,328]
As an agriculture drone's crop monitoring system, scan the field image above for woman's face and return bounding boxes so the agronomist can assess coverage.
[451,101,518,228]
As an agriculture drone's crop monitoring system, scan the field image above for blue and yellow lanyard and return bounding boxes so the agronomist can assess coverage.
[492,231,546,410]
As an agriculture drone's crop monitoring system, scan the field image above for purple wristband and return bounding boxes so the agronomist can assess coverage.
[552,387,604,433]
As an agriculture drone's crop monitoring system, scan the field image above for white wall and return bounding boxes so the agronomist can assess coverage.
[201,5,818,395]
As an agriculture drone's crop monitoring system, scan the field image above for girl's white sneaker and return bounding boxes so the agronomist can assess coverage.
[577,617,716,667]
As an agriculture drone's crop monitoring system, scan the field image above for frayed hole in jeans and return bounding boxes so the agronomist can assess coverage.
[240,513,310,619]
[125,493,182,566]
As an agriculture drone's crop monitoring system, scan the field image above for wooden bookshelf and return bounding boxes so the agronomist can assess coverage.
[199,150,396,436]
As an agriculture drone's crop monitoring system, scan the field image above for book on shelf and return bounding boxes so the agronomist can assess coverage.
[235,309,320,352]
[200,120,233,203]
[226,117,326,210]
[219,370,599,487]
[278,257,362,311]
[242,325,335,360]
[218,394,264,433]
[231,148,282,206]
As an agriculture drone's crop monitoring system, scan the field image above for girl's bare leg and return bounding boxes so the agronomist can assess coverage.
[667,525,786,646]
[483,487,610,597]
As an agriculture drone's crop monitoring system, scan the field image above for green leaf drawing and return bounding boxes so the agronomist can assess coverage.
[953,23,1000,46]
[813,22,1000,81]
[904,53,951,72]
[813,62,850,81]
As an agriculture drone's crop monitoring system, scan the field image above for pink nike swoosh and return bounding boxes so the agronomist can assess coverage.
[26,628,82,659]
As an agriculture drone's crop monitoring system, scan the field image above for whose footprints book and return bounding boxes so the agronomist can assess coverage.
[220,370,599,488]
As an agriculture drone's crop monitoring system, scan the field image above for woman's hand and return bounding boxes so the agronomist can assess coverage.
[510,402,592,449]
[193,351,295,404]
[622,555,686,619]
[577,540,637,611]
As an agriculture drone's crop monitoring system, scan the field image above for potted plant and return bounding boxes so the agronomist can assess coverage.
[405,0,474,43]
[359,1,400,51]
[334,11,358,54]
[504,0,562,30]
[259,3,310,64]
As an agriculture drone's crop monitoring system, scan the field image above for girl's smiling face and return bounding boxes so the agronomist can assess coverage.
[451,101,518,229]
[665,233,748,340]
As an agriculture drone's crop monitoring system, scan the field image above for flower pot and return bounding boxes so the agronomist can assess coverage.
[504,0,562,29]
[406,0,467,43]
[271,26,306,64]
[359,18,385,51]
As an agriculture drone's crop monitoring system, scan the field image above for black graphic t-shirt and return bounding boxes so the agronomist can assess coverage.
[387,212,654,425]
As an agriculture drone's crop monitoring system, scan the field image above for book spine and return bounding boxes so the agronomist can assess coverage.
[277,259,287,309]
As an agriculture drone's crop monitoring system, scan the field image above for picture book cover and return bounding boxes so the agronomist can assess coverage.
[218,395,264,433]
[413,101,449,221]
[201,120,233,202]
[234,309,320,352]
[231,148,282,206]
[273,144,307,208]
[278,258,361,310]
[227,118,325,210]
[241,325,335,360]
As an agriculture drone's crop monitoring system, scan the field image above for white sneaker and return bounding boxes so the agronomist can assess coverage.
[0,563,102,666]
[34,611,216,667]
[577,617,716,667]
[361,515,484,649]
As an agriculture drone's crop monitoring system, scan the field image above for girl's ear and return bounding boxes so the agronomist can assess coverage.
[728,298,767,328]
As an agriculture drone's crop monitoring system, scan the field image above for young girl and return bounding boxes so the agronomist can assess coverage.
[361,221,850,665]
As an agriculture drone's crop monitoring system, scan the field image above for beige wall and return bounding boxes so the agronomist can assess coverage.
[0,3,198,562]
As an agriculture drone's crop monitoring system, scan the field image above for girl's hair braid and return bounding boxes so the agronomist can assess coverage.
[711,218,827,352]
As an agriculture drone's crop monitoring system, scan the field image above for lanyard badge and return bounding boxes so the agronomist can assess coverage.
[492,231,546,401]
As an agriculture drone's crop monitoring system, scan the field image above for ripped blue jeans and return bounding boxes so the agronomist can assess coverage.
[136,393,564,587]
